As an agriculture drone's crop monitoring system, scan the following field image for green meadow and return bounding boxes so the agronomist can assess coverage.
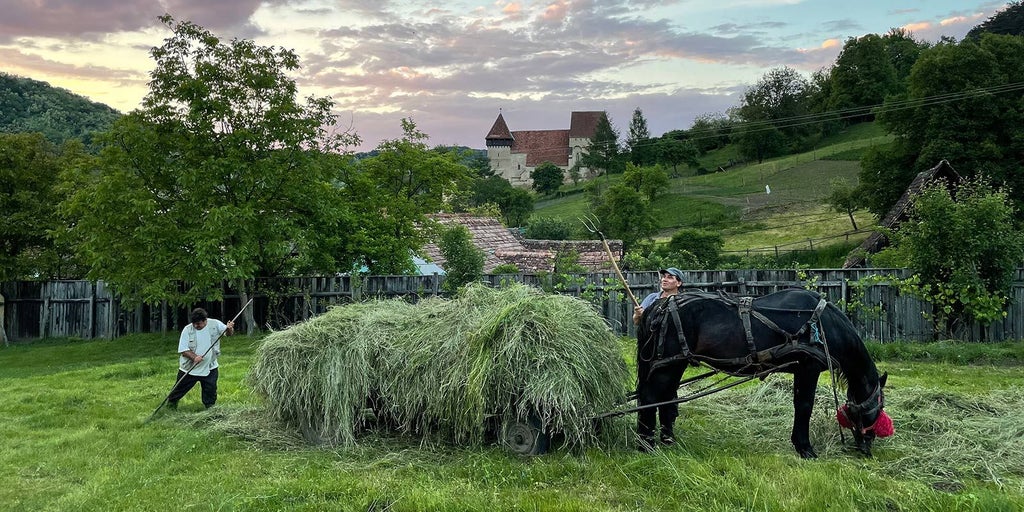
[2,333,1021,511]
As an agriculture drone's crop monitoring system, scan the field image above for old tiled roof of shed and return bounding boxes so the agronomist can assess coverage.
[420,214,623,273]
[511,129,570,166]
[568,111,605,139]
[843,159,962,268]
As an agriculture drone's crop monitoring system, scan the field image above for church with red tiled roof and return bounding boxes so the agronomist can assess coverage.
[485,111,606,187]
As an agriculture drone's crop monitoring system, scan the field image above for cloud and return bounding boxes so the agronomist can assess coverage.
[0,0,163,40]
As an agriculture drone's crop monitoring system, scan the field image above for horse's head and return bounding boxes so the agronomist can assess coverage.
[837,372,891,457]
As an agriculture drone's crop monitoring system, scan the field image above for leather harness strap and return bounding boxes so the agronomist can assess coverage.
[650,292,833,375]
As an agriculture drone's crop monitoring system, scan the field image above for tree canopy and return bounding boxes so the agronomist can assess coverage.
[861,33,1024,215]
[61,16,360,305]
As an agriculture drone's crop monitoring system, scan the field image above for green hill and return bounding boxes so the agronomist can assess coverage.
[534,122,891,263]
[0,73,121,146]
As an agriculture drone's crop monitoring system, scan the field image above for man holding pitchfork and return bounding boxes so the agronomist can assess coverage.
[167,307,234,410]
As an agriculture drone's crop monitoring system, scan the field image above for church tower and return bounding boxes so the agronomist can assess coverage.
[485,112,515,182]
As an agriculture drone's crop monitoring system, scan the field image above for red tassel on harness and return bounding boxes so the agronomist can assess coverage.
[836,405,894,437]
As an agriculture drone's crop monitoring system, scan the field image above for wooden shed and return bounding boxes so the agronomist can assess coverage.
[843,159,962,268]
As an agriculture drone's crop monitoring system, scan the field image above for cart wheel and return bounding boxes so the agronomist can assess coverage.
[502,417,550,456]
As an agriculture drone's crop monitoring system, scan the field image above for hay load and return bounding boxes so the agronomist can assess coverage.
[248,283,630,449]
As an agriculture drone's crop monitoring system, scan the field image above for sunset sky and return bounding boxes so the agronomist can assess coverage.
[0,1,1008,151]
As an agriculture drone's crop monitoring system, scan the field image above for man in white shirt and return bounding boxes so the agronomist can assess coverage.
[167,307,234,409]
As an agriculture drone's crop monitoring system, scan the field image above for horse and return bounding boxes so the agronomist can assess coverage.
[637,288,890,458]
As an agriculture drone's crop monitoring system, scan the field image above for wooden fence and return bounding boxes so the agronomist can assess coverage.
[3,268,1024,343]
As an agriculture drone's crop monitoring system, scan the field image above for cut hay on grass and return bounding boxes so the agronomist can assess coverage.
[683,374,1024,491]
[247,283,631,449]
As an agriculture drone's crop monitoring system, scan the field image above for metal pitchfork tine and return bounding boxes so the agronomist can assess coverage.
[579,213,639,308]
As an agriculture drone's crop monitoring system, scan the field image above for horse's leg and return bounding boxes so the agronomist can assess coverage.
[791,368,821,459]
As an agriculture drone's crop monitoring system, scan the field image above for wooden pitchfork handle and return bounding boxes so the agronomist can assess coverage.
[580,215,639,308]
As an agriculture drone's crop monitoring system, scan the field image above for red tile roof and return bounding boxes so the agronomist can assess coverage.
[421,214,622,274]
[569,111,605,139]
[510,129,570,166]
[486,113,513,142]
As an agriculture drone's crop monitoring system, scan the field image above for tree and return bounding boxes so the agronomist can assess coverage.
[686,112,733,154]
[827,34,898,122]
[665,229,724,268]
[469,176,533,227]
[525,217,575,240]
[1,133,62,280]
[437,225,485,293]
[592,185,656,252]
[655,136,699,176]
[827,177,861,230]
[732,66,814,162]
[626,107,655,165]
[580,113,623,175]
[355,119,474,273]
[531,161,564,195]
[61,16,359,314]
[877,178,1024,337]
[622,162,669,201]
[966,1,1024,40]
[862,34,1024,215]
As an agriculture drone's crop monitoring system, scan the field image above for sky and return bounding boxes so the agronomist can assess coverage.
[0,0,1010,151]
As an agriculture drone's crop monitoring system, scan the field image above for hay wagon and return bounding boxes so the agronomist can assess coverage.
[249,283,632,453]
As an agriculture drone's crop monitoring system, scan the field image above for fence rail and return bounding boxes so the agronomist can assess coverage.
[3,268,1023,343]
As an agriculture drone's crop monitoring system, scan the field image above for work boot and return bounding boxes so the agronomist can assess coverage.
[637,434,656,453]
[660,426,675,446]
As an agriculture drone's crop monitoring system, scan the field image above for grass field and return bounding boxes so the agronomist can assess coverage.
[2,333,1022,511]
[533,123,892,257]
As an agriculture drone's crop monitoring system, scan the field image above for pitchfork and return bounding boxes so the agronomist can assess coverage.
[580,213,639,308]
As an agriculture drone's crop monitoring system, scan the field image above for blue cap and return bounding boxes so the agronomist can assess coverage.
[660,268,684,282]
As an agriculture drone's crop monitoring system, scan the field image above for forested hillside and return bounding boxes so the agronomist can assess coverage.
[0,73,121,146]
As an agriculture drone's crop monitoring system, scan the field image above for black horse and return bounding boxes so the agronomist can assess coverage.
[637,288,889,458]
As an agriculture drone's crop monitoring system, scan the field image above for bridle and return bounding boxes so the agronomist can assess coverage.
[839,383,885,434]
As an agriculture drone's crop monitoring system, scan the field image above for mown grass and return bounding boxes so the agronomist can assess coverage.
[2,333,1022,511]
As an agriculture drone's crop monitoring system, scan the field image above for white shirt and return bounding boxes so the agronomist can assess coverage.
[178,319,228,376]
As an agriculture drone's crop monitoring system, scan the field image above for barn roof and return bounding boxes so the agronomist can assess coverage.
[843,159,962,268]
[420,213,622,273]
[510,129,570,166]
[569,111,605,139]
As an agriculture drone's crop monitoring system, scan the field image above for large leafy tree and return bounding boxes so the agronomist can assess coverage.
[531,161,564,195]
[61,16,359,312]
[861,34,1024,215]
[592,184,656,252]
[732,66,814,162]
[353,119,474,274]
[0,133,81,280]
[622,162,669,201]
[827,34,898,121]
[469,176,533,227]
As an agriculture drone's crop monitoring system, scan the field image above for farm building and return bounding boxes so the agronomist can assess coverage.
[844,159,962,268]
[485,111,606,187]
[419,213,622,273]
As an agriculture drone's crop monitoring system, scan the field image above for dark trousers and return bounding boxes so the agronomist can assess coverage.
[167,368,218,407]
[636,360,685,438]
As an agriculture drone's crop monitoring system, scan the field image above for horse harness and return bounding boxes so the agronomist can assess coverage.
[646,291,833,375]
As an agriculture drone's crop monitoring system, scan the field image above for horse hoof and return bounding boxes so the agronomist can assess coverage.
[798,448,818,459]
